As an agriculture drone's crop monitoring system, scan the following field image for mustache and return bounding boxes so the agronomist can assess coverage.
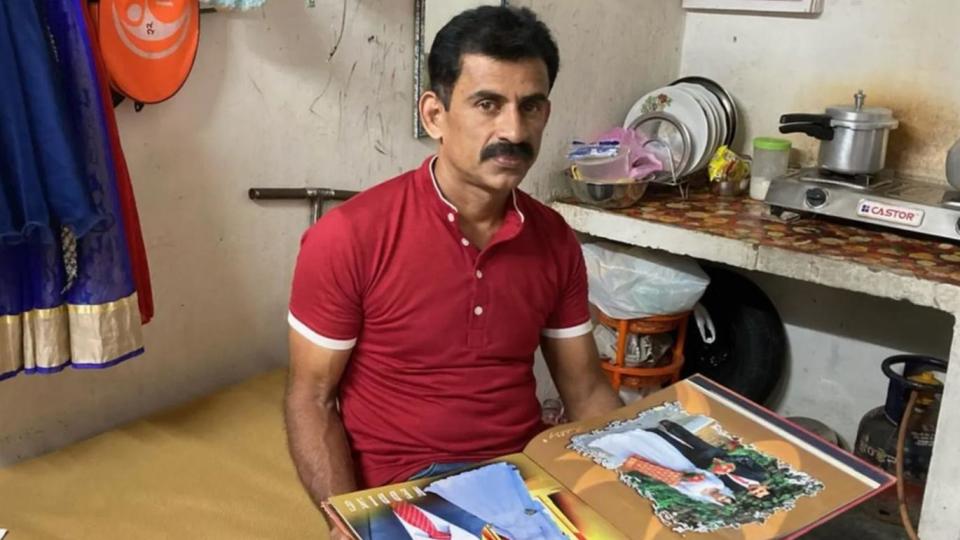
[480,141,534,163]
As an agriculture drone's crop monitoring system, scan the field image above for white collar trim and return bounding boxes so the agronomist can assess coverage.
[429,156,458,213]
[511,189,526,223]
[429,155,526,223]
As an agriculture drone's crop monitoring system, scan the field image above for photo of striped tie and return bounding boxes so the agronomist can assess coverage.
[392,501,453,539]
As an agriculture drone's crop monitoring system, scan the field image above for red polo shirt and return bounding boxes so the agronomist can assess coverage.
[288,156,592,487]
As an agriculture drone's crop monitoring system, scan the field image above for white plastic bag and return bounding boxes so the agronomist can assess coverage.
[582,241,710,319]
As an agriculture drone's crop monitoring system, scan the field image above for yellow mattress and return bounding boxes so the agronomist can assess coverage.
[0,369,329,539]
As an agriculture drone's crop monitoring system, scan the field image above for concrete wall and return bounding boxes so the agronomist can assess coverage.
[679,0,960,442]
[0,0,686,463]
[747,270,952,445]
[680,0,960,181]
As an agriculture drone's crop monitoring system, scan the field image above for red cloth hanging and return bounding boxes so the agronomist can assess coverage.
[82,5,154,324]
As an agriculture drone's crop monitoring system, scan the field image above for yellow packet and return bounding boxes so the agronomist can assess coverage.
[708,145,750,183]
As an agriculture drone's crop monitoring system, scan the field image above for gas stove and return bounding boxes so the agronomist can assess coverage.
[764,168,960,242]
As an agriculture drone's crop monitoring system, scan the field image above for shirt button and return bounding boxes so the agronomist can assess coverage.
[474,306,484,316]
[461,238,470,247]
[447,213,455,223]
[476,269,483,279]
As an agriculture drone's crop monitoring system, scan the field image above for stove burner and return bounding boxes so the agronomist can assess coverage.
[765,167,960,242]
[797,168,890,191]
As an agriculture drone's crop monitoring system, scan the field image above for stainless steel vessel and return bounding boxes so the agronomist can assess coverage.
[779,90,899,175]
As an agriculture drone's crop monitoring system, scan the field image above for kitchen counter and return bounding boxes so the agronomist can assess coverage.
[551,186,960,540]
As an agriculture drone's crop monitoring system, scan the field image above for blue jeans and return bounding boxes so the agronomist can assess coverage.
[408,461,475,481]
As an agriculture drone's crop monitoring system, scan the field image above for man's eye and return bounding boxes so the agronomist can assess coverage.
[477,100,497,112]
[522,101,543,113]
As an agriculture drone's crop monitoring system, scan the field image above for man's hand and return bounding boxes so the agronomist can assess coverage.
[710,459,736,475]
[541,332,623,422]
[683,472,706,482]
[285,328,358,509]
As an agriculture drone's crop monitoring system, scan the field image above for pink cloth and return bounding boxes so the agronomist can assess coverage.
[595,127,663,180]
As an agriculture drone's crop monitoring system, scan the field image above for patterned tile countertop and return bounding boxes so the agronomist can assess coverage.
[558,187,960,288]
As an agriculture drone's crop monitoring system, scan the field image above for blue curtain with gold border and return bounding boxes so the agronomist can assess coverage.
[0,0,144,381]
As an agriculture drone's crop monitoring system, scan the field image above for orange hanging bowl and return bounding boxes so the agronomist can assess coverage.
[94,0,200,104]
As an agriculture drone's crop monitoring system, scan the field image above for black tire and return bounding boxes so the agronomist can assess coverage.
[682,267,786,404]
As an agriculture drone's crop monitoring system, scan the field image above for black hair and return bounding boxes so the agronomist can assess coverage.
[427,5,560,107]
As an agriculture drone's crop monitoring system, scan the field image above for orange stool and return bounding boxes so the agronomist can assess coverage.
[594,309,691,392]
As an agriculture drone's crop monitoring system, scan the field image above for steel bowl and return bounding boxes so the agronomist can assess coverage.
[629,111,693,179]
[710,177,749,197]
[569,177,649,209]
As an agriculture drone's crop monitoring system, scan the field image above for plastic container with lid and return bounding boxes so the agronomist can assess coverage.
[572,149,631,180]
[750,137,791,200]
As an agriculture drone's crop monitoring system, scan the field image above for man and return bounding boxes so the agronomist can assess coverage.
[619,455,734,507]
[283,4,623,530]
[587,428,735,506]
[353,494,497,540]
[651,420,770,498]
[424,462,567,539]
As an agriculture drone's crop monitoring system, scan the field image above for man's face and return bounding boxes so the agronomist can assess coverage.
[428,53,551,193]
[711,459,736,475]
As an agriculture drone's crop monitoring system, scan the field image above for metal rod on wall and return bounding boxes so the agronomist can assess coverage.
[248,187,359,224]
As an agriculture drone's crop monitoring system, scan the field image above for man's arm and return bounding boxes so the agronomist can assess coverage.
[541,332,623,421]
[284,328,356,509]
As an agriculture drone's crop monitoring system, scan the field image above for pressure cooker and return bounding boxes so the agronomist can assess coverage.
[779,90,899,175]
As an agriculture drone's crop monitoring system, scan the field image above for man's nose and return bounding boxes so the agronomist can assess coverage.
[496,104,527,143]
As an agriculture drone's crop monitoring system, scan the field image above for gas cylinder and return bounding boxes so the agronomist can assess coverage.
[854,355,945,525]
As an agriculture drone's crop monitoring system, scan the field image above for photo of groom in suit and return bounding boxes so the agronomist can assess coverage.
[351,492,501,540]
[649,419,771,499]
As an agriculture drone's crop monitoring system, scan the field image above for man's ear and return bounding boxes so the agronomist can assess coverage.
[419,91,446,141]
